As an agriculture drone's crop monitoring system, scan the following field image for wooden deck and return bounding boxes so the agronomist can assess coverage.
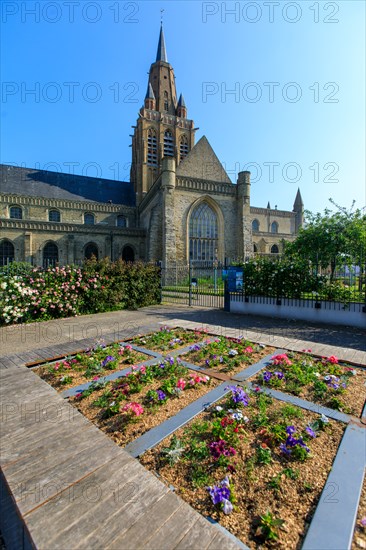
[0,357,244,549]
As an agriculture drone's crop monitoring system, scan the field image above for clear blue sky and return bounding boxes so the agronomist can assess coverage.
[1,0,365,214]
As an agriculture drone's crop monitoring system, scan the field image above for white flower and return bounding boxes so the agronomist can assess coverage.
[215,405,223,412]
[109,401,116,407]
[222,499,233,515]
[0,282,7,290]
[321,414,329,424]
[231,411,243,421]
[228,349,238,356]
[314,372,320,377]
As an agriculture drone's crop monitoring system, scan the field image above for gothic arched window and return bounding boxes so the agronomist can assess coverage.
[271,244,279,254]
[189,202,218,263]
[271,221,278,234]
[43,242,59,268]
[85,242,99,260]
[9,206,22,220]
[147,128,158,166]
[179,135,189,162]
[163,130,174,157]
[0,240,15,266]
[252,219,260,232]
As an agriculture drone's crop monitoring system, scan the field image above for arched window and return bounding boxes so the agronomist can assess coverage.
[163,130,174,157]
[116,215,127,227]
[271,244,279,254]
[164,91,169,112]
[0,240,15,266]
[84,213,95,225]
[179,135,189,162]
[49,209,61,222]
[189,202,218,263]
[9,206,22,220]
[84,243,99,260]
[252,219,260,232]
[253,243,258,253]
[43,242,59,267]
[147,128,158,167]
[122,245,135,262]
[271,221,278,234]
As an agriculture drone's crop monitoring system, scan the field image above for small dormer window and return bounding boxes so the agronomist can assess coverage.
[49,209,61,222]
[117,215,127,227]
[10,206,22,219]
[84,213,95,225]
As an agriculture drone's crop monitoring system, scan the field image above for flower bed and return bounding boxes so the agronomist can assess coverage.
[185,336,275,376]
[34,340,148,391]
[250,352,366,416]
[140,386,344,549]
[132,327,207,352]
[353,476,366,550]
[69,357,219,448]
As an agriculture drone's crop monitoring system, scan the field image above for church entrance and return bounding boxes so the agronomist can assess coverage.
[122,245,135,262]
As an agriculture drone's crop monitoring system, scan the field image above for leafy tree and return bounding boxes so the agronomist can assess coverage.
[285,201,366,282]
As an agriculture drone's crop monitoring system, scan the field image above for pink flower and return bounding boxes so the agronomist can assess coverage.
[327,355,338,364]
[177,378,186,390]
[92,376,99,381]
[244,346,253,353]
[139,366,146,374]
[125,345,133,351]
[121,402,144,416]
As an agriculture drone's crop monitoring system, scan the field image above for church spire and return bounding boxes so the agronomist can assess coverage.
[293,188,304,210]
[156,24,168,63]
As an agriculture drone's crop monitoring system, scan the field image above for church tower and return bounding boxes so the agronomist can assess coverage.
[130,25,196,204]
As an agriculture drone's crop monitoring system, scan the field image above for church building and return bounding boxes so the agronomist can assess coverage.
[0,26,304,267]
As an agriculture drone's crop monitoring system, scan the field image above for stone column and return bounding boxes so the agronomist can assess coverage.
[161,157,176,267]
[67,235,75,265]
[24,232,32,264]
[236,170,253,260]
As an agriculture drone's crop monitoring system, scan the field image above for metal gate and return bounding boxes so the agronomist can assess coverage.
[161,262,225,308]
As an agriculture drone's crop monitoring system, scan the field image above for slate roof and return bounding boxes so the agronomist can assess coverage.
[156,24,168,63]
[0,165,136,206]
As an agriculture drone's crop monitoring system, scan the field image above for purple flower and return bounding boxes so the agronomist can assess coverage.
[219,356,224,363]
[205,359,210,366]
[306,426,317,438]
[168,356,175,366]
[156,390,166,401]
[225,385,249,406]
[263,371,272,383]
[280,443,292,455]
[360,517,366,527]
[274,371,284,379]
[286,425,296,435]
[101,355,115,367]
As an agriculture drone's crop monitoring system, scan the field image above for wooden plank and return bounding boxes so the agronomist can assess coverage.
[174,515,221,550]
[26,458,164,549]
[11,439,126,516]
[107,491,182,549]
[143,501,202,550]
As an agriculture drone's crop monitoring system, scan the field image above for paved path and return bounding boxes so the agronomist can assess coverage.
[1,306,365,550]
[1,305,365,361]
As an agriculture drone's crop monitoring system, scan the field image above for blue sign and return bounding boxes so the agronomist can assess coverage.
[227,267,244,292]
